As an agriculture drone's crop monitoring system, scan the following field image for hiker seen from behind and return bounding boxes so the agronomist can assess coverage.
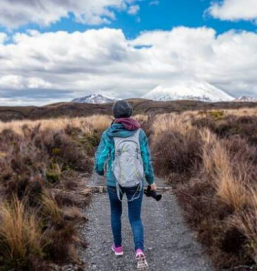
[94,100,156,270]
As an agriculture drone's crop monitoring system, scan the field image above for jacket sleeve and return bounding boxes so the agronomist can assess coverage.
[139,129,155,185]
[94,132,110,176]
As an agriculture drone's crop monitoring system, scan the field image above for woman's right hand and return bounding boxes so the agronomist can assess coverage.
[150,182,157,191]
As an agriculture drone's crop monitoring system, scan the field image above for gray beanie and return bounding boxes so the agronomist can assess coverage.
[112,100,133,119]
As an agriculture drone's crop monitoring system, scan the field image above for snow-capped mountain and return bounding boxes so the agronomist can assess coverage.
[71,94,116,104]
[143,80,234,102]
[234,96,257,102]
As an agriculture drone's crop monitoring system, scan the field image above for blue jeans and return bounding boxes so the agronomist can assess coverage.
[107,184,144,251]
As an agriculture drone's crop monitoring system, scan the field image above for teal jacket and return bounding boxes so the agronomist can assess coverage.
[94,123,155,187]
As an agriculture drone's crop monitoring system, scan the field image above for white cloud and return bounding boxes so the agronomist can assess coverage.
[0,0,139,28]
[0,75,52,89]
[208,0,257,22]
[128,5,140,15]
[0,27,257,105]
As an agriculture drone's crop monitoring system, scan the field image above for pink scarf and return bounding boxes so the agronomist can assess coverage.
[114,118,141,131]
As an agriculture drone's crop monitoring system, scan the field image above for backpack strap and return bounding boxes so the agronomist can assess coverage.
[113,128,141,154]
[133,128,141,146]
[116,181,143,202]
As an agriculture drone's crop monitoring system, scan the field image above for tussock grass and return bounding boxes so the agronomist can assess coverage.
[62,206,85,221]
[204,141,230,177]
[231,189,257,263]
[201,140,249,211]
[0,198,43,265]
[215,170,249,211]
[152,113,193,142]
[41,192,63,224]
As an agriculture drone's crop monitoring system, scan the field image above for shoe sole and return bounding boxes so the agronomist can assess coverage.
[112,247,124,257]
[136,255,149,270]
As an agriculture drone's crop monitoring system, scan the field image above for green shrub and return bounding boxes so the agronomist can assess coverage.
[46,171,60,184]
[51,148,61,155]
[209,110,225,120]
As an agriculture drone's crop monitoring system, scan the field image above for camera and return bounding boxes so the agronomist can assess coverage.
[144,185,162,201]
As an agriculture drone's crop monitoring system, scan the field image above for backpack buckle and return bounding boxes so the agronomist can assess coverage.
[136,148,140,158]
[116,149,122,157]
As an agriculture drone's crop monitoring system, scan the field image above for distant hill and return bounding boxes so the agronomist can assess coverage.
[72,94,117,104]
[143,79,234,102]
[234,96,257,102]
[1,99,257,122]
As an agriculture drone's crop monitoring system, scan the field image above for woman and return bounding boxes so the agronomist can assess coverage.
[94,100,156,270]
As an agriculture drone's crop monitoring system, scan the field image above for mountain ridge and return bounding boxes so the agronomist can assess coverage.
[234,96,257,102]
[143,80,234,102]
[72,94,117,104]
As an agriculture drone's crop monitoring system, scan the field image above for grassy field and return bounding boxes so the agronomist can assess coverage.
[1,106,257,270]
[1,99,257,122]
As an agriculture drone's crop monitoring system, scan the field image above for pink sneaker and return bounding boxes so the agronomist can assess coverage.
[136,249,149,270]
[112,244,124,256]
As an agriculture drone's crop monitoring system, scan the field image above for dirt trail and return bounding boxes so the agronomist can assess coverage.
[80,175,213,271]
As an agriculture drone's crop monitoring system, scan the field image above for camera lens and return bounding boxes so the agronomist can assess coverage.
[155,194,162,201]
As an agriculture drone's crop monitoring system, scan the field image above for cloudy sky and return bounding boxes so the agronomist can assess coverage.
[0,0,257,105]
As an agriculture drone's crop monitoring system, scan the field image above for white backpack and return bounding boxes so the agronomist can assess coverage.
[113,129,144,201]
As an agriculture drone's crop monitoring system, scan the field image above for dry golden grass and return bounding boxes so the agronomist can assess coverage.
[0,115,112,135]
[231,189,257,262]
[200,129,218,174]
[134,114,149,123]
[41,192,63,224]
[193,107,257,120]
[199,129,250,211]
[201,138,250,210]
[210,142,230,176]
[62,206,85,220]
[199,128,217,145]
[81,115,112,134]
[0,198,43,260]
[221,107,257,117]
[152,112,192,140]
[215,171,249,211]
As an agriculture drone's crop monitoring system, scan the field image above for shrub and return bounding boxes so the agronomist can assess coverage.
[193,114,257,146]
[153,128,203,178]
[152,112,257,269]
[0,120,93,270]
[34,129,93,172]
[209,110,225,121]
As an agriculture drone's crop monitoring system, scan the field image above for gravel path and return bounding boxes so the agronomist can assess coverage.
[80,175,213,271]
